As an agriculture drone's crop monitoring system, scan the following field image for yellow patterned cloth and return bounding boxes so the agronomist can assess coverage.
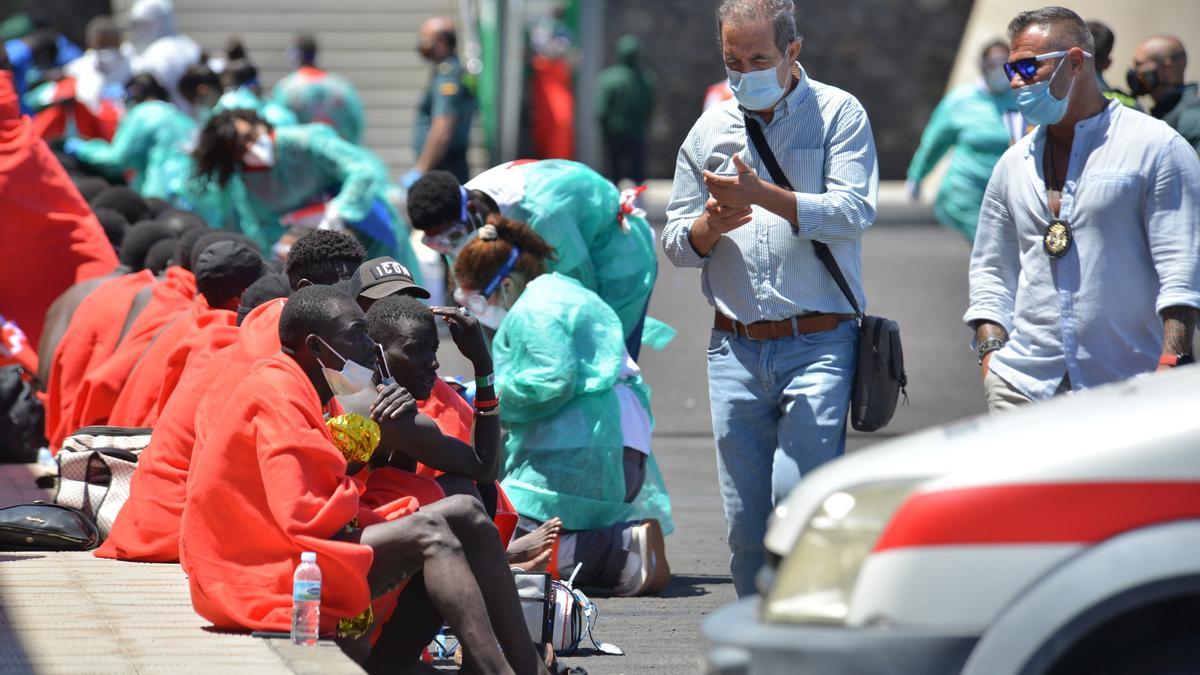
[336,606,375,640]
[326,413,381,465]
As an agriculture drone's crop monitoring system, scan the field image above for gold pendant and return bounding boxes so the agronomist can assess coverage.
[1043,220,1072,259]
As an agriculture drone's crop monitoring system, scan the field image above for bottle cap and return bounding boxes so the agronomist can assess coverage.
[301,551,316,563]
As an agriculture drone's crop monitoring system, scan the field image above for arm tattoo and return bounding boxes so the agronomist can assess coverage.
[974,320,1008,345]
[1161,306,1197,355]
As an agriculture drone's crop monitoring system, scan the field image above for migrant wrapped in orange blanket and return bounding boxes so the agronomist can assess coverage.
[44,271,154,451]
[107,297,236,428]
[96,299,284,562]
[0,71,118,350]
[180,352,417,634]
[68,267,195,431]
[415,379,518,546]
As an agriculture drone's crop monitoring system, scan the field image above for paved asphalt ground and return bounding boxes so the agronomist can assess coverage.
[436,205,989,674]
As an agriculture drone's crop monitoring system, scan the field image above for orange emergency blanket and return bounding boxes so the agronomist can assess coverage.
[96,299,283,563]
[107,298,236,427]
[44,271,154,451]
[180,352,417,634]
[94,322,239,562]
[415,380,518,546]
[0,71,118,350]
[68,267,195,431]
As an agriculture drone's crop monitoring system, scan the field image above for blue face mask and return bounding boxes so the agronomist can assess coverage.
[727,55,789,111]
[1014,56,1075,126]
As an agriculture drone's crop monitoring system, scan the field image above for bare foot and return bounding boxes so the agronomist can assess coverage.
[512,546,553,572]
[507,517,561,566]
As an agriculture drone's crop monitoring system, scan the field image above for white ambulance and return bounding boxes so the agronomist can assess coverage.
[704,366,1200,674]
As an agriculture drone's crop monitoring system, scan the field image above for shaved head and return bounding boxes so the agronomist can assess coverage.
[420,16,455,37]
[1133,34,1188,96]
[1136,35,1187,68]
[418,16,457,61]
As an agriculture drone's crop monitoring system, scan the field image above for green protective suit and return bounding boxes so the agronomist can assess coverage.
[906,82,1017,242]
[503,160,658,345]
[215,87,300,129]
[269,67,366,145]
[72,99,195,200]
[181,123,419,276]
[494,272,673,534]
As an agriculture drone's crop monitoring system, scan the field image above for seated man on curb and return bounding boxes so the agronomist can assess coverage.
[364,294,561,569]
[97,230,369,563]
[180,285,548,674]
[106,239,267,427]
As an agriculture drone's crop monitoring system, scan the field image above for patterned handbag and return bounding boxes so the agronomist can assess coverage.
[54,426,152,538]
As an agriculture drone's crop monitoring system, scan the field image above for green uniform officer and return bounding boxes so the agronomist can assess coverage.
[405,16,475,187]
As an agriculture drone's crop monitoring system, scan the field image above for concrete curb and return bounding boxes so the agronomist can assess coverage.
[0,465,365,674]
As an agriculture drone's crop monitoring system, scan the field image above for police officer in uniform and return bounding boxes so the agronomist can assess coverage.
[405,17,476,188]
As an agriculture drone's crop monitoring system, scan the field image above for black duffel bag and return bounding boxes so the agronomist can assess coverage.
[0,502,100,551]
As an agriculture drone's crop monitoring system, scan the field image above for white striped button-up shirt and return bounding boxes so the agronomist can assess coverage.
[662,65,879,323]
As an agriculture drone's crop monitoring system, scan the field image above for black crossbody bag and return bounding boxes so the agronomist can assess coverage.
[744,115,907,431]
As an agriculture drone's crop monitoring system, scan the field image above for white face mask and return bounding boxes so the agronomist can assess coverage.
[726,53,790,111]
[475,303,507,330]
[242,132,276,169]
[315,337,377,416]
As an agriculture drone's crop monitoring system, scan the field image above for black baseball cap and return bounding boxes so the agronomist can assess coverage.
[194,240,267,307]
[349,257,431,300]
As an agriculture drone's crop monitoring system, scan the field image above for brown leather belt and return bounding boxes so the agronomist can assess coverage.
[714,311,856,340]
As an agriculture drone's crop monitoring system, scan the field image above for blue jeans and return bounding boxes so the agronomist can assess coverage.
[707,320,858,596]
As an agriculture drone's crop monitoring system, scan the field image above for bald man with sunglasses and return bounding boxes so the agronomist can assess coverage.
[965,7,1200,412]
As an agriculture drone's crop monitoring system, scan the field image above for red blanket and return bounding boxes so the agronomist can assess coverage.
[107,298,236,427]
[68,267,195,431]
[44,272,154,451]
[0,71,118,349]
[180,352,417,634]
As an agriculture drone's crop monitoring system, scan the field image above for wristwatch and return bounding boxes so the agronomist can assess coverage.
[1158,353,1194,368]
[977,337,1006,365]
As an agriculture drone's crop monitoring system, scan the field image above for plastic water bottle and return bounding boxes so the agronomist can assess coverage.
[290,551,321,645]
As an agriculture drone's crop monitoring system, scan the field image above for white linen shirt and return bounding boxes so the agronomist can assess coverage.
[965,100,1200,400]
[662,65,879,323]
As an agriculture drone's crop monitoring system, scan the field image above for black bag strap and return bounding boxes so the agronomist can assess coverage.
[743,114,863,319]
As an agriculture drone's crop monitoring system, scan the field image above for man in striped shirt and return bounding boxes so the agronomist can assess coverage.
[662,0,878,596]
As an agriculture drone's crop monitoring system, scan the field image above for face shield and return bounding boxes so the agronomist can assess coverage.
[420,186,483,257]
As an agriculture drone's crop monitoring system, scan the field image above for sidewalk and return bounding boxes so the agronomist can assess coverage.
[0,464,363,674]
[640,179,934,225]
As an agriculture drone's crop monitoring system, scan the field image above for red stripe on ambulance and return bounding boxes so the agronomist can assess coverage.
[873,482,1200,552]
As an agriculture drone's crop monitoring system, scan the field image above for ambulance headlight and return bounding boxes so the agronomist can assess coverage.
[762,480,921,625]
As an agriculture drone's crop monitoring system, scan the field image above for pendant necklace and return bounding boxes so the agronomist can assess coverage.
[1042,135,1072,259]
